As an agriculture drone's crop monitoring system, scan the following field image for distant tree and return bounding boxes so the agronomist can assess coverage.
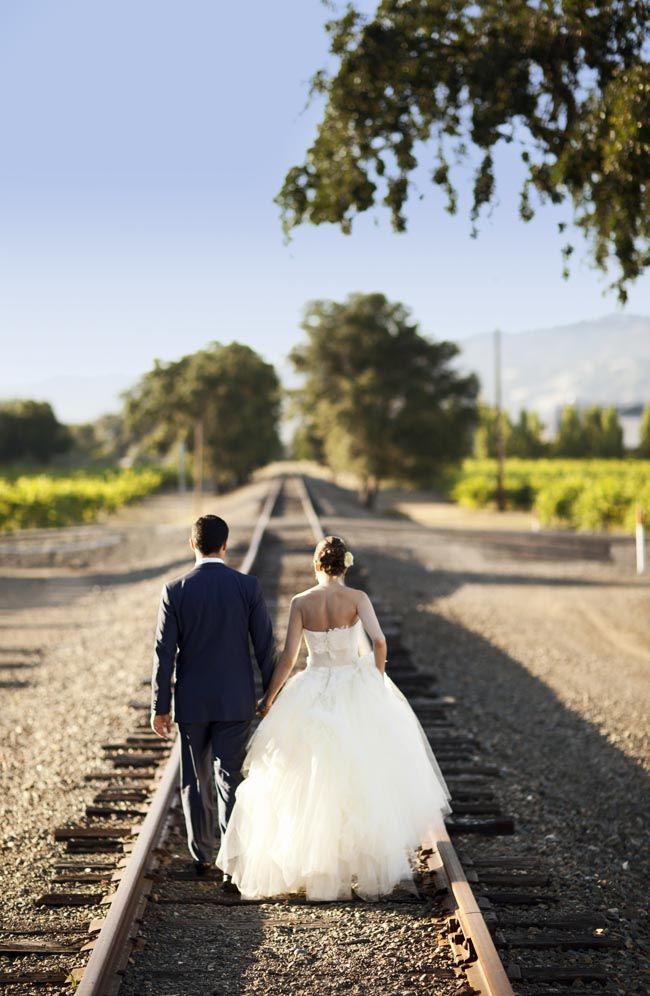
[69,414,127,464]
[554,404,586,457]
[124,342,282,488]
[554,403,624,457]
[599,406,625,457]
[290,293,479,506]
[508,409,547,458]
[581,404,625,457]
[638,403,650,457]
[473,402,512,460]
[580,405,606,455]
[289,420,325,463]
[0,400,71,464]
[278,1,649,301]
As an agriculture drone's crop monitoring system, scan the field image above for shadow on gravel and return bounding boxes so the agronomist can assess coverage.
[307,475,649,977]
[365,548,649,958]
[86,555,192,587]
[0,557,193,613]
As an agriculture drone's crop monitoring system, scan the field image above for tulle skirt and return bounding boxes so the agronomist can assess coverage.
[216,653,452,901]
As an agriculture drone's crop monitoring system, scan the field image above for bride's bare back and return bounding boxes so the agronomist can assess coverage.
[258,538,388,714]
[295,583,362,632]
[259,582,387,711]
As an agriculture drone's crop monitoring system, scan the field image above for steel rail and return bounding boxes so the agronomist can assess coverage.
[295,474,514,996]
[76,476,283,996]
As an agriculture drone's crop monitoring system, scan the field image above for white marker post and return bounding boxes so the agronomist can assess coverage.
[636,504,645,575]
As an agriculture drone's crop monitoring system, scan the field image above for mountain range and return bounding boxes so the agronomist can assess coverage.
[3,314,648,438]
[454,313,650,432]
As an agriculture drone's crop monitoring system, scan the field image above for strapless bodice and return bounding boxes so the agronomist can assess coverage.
[303,619,363,669]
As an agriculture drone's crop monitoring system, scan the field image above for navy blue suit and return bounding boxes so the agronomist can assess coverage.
[151,559,277,862]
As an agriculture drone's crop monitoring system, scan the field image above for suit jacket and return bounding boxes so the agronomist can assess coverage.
[151,561,277,723]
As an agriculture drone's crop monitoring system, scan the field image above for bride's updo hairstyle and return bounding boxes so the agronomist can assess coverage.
[314,535,350,577]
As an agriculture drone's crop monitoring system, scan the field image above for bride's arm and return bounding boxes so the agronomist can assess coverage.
[356,592,387,673]
[257,596,304,714]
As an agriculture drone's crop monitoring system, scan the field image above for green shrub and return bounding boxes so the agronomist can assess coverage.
[448,458,650,533]
[0,468,164,531]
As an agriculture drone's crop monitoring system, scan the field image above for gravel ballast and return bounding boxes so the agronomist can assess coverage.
[3,471,648,994]
[0,482,269,959]
[309,475,650,994]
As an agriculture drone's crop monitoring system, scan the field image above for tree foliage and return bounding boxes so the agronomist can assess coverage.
[69,414,128,464]
[277,0,649,300]
[0,400,71,464]
[553,403,584,456]
[508,409,547,458]
[554,402,624,456]
[290,292,478,504]
[474,403,548,458]
[124,342,282,487]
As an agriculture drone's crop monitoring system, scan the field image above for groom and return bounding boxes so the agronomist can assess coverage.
[150,513,277,881]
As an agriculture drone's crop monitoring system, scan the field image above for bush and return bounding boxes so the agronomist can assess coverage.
[534,477,585,527]
[0,468,164,531]
[449,458,650,533]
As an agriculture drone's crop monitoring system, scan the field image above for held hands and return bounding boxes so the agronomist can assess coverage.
[256,695,273,718]
[151,712,174,740]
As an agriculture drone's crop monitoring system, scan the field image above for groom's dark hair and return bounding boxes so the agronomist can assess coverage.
[192,514,229,555]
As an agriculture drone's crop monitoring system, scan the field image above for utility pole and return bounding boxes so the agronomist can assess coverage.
[494,328,506,511]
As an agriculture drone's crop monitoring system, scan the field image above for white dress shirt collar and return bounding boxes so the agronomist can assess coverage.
[196,555,225,565]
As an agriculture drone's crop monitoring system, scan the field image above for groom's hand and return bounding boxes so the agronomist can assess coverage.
[151,713,174,740]
[256,696,271,717]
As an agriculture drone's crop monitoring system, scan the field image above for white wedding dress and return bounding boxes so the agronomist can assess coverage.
[216,619,452,901]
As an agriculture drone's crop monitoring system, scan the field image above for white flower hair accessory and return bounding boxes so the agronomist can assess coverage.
[344,550,354,568]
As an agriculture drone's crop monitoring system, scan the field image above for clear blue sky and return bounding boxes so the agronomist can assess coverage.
[1,0,648,421]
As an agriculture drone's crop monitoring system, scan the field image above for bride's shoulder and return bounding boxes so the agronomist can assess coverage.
[345,586,370,603]
[291,585,319,603]
[347,588,376,615]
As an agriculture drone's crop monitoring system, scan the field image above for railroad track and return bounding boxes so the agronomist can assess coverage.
[0,475,624,995]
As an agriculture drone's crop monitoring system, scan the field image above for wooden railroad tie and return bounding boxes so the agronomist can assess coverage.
[495,930,622,950]
[506,964,610,983]
[446,816,515,835]
[0,971,69,985]
[54,826,134,841]
[0,940,83,955]
[35,893,104,908]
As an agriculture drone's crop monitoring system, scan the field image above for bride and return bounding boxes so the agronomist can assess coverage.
[216,535,452,901]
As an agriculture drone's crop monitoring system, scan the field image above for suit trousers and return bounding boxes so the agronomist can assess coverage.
[178,719,252,864]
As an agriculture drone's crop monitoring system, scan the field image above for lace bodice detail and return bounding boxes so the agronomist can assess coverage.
[303,619,364,669]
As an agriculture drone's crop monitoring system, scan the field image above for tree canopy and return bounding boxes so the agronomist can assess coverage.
[124,342,282,488]
[69,414,127,464]
[0,400,71,464]
[553,402,624,456]
[290,292,479,504]
[277,0,649,300]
